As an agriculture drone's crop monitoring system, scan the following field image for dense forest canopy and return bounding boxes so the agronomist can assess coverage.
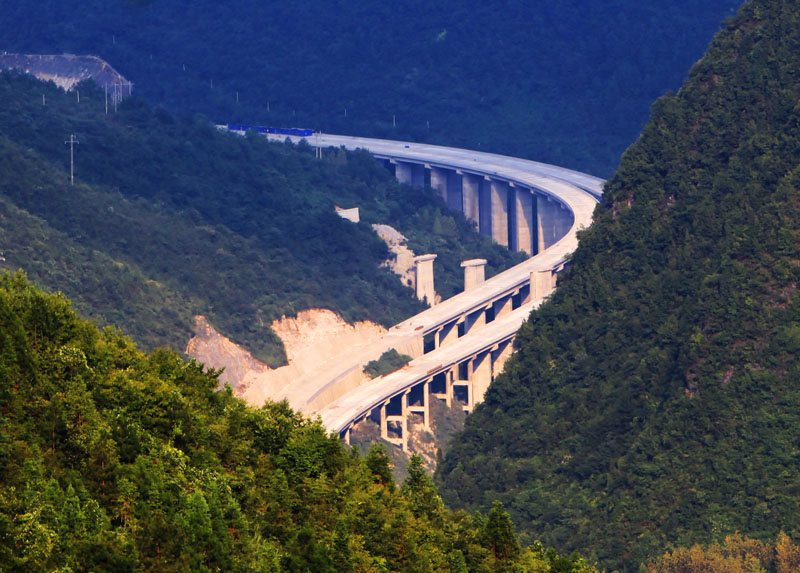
[438,0,800,569]
[0,0,741,176]
[0,72,521,364]
[0,273,601,571]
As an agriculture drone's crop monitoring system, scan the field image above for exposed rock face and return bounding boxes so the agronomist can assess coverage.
[185,315,270,392]
[372,223,416,287]
[0,53,131,96]
[272,309,386,365]
[186,225,418,406]
[186,309,386,401]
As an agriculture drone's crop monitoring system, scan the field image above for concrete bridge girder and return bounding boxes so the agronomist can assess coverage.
[371,338,518,451]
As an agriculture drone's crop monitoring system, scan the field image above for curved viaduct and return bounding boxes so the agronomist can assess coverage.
[238,129,603,450]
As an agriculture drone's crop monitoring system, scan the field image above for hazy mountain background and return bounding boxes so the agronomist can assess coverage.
[1,0,741,177]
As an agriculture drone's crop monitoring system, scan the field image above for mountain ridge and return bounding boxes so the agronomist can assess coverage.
[0,0,742,176]
[438,0,800,568]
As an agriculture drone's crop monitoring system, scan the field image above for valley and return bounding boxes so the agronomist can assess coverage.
[5,0,800,571]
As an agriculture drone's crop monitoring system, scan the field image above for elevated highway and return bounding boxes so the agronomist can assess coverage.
[231,128,604,449]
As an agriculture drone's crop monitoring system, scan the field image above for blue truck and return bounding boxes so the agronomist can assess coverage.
[227,124,313,137]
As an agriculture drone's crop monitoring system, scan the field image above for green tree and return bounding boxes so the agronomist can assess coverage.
[366,443,396,491]
[483,501,519,562]
[402,454,444,522]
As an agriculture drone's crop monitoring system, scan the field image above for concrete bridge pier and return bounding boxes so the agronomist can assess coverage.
[462,173,481,228]
[479,178,494,237]
[531,269,555,300]
[472,350,493,404]
[400,389,411,452]
[414,380,431,431]
[403,381,431,431]
[493,294,513,318]
[411,164,426,188]
[452,372,472,413]
[514,188,535,255]
[489,180,509,247]
[366,331,523,451]
[380,402,389,441]
[446,171,463,213]
[463,359,476,411]
[383,393,407,452]
[494,339,515,375]
[447,368,455,408]
[461,258,487,292]
[464,306,487,335]
[537,194,574,251]
[392,161,426,188]
[394,161,413,186]
[414,254,437,306]
[436,319,460,348]
[430,167,449,202]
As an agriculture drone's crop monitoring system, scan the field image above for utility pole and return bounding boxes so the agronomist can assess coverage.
[105,84,108,114]
[64,134,79,186]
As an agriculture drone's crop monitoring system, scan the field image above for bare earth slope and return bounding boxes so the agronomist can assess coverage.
[186,310,385,400]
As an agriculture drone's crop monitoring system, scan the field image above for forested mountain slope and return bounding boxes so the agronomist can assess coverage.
[0,273,600,571]
[438,0,800,569]
[0,0,740,176]
[0,73,521,365]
